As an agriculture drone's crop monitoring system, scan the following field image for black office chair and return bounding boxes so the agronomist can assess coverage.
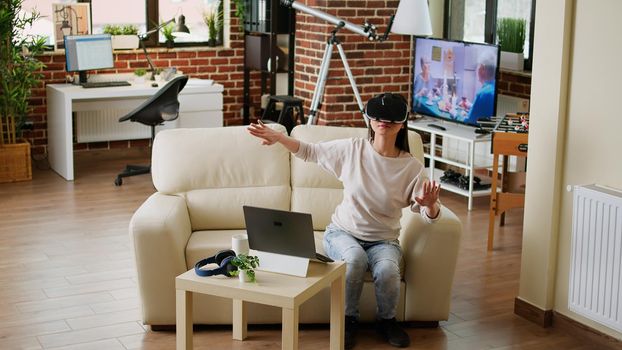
[114,75,188,186]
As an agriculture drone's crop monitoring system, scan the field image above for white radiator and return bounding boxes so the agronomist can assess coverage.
[75,107,176,143]
[569,184,622,332]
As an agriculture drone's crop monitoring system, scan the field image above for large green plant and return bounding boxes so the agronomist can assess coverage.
[0,0,46,145]
[496,17,526,54]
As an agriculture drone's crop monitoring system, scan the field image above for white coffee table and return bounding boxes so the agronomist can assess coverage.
[175,261,346,350]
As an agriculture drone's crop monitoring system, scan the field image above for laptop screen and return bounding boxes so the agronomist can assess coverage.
[242,206,317,259]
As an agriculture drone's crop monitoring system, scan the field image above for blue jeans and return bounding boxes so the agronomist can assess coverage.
[323,224,403,319]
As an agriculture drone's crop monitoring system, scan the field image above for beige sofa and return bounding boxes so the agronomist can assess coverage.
[130,124,461,326]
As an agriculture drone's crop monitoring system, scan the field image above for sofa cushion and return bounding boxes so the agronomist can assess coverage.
[185,229,248,269]
[152,126,291,230]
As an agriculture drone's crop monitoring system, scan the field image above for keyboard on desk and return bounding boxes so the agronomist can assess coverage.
[81,81,131,88]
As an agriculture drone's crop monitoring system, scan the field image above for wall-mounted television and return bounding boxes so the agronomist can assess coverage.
[411,37,500,127]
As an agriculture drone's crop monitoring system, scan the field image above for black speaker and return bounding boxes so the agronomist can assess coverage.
[244,0,291,33]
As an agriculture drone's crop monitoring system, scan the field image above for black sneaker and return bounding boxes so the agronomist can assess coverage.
[345,315,358,350]
[376,317,410,348]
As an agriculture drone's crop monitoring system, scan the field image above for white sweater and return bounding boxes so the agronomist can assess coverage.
[295,137,440,241]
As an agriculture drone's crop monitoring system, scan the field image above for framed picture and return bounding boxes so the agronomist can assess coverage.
[52,3,91,49]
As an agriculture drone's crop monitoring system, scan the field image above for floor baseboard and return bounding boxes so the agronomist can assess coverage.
[514,297,553,327]
[515,297,622,349]
[553,312,622,350]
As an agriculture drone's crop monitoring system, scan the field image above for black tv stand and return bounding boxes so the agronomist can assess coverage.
[427,123,447,131]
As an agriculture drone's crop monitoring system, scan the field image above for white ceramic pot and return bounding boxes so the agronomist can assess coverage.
[500,51,524,72]
[238,271,251,283]
[111,35,139,50]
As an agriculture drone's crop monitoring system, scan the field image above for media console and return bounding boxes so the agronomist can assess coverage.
[408,118,495,210]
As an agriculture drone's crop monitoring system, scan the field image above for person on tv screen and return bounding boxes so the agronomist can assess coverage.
[413,56,433,98]
[248,93,442,349]
[465,51,497,125]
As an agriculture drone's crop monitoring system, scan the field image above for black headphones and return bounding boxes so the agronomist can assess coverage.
[194,250,238,277]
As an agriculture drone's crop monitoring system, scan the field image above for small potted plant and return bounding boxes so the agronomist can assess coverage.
[497,17,526,71]
[104,24,139,50]
[160,21,175,48]
[133,68,147,84]
[231,254,259,283]
[203,4,222,47]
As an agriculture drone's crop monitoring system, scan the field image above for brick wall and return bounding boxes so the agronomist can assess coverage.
[25,2,531,156]
[294,0,410,126]
[498,70,532,99]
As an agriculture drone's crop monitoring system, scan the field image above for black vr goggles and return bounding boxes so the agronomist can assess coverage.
[364,93,409,123]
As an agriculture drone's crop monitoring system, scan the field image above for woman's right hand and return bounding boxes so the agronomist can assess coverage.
[247,120,282,145]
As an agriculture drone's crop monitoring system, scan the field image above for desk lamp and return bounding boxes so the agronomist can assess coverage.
[138,16,191,80]
[391,0,433,114]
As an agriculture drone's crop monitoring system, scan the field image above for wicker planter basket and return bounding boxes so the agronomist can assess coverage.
[0,140,32,183]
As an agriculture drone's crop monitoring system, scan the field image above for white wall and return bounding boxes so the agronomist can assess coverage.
[554,0,622,338]
[428,0,445,38]
[518,0,622,340]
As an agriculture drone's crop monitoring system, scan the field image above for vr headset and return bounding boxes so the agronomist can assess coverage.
[194,249,238,277]
[364,92,409,123]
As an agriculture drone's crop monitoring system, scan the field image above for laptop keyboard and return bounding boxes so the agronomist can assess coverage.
[81,81,131,88]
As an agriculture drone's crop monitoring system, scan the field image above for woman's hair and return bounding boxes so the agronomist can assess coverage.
[368,122,411,153]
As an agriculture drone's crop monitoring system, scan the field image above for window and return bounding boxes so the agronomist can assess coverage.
[444,0,536,70]
[20,0,224,48]
[90,0,146,35]
[21,0,75,46]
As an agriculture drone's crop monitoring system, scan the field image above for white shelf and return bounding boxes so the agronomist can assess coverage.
[423,154,492,171]
[409,118,494,211]
[429,168,494,198]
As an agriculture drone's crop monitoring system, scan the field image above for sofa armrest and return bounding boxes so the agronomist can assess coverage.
[130,192,192,325]
[398,206,462,321]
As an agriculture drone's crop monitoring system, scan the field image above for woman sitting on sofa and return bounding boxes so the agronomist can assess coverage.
[247,92,441,349]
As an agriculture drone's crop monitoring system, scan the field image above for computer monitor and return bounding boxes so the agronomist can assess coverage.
[64,34,114,84]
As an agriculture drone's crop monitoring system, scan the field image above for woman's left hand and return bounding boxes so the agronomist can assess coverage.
[415,180,441,218]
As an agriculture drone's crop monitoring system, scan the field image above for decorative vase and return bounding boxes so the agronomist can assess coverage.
[166,40,174,49]
[0,140,32,183]
[207,38,217,47]
[500,51,524,72]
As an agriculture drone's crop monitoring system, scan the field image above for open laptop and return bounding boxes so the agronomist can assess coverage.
[242,205,333,263]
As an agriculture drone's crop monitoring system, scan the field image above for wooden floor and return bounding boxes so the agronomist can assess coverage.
[0,149,606,349]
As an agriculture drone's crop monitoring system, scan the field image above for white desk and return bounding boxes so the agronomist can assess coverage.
[46,79,223,181]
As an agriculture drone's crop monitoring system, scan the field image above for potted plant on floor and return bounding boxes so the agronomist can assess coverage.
[104,24,139,50]
[231,254,259,283]
[0,0,46,183]
[497,17,526,71]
